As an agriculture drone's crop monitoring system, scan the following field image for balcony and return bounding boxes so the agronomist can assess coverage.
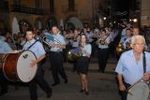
[11,4,44,15]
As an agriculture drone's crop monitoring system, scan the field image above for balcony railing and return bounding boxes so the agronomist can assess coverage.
[11,4,44,15]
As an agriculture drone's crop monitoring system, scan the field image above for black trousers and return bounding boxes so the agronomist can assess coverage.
[120,82,131,100]
[0,69,8,94]
[49,52,67,83]
[29,65,52,100]
[97,48,109,72]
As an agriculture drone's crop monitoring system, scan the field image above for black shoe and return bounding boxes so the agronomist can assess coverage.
[51,82,60,86]
[64,79,68,84]
[47,89,52,98]
[85,91,89,96]
[79,89,85,93]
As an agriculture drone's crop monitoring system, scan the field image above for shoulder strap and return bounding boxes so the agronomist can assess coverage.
[27,39,38,50]
[143,51,146,73]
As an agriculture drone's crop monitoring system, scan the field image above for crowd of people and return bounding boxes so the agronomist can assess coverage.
[0,22,150,100]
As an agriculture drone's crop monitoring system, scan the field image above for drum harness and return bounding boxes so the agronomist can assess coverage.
[21,39,39,59]
[23,39,39,50]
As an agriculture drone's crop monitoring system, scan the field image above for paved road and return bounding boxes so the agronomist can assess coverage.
[0,57,121,100]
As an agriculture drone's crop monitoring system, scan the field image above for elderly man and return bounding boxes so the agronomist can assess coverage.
[115,35,150,100]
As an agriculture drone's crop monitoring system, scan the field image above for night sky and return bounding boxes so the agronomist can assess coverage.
[114,0,130,19]
[116,0,129,12]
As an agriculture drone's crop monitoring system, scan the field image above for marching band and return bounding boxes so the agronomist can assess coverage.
[0,24,150,100]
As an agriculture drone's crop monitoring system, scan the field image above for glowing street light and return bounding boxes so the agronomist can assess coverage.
[133,18,137,23]
[103,17,106,20]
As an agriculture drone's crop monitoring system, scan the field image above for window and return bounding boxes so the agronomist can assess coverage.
[49,0,54,13]
[35,0,42,8]
[68,0,75,11]
[13,0,20,5]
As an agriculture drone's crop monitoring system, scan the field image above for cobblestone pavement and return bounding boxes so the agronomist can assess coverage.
[0,57,121,100]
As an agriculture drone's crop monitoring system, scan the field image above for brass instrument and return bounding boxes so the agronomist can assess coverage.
[41,36,53,48]
[65,33,73,40]
[126,41,131,49]
[67,48,82,61]
[99,40,105,45]
[41,33,62,48]
[116,42,131,56]
[116,43,124,55]
[99,34,110,45]
[92,34,100,39]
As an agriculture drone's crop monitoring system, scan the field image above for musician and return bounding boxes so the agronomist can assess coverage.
[122,28,132,50]
[115,35,150,100]
[76,34,91,95]
[97,29,110,73]
[83,27,94,43]
[49,25,68,86]
[71,29,80,72]
[116,28,132,60]
[23,29,52,100]
[0,37,12,96]
[132,27,140,35]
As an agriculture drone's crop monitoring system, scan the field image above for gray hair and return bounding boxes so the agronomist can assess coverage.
[131,35,145,45]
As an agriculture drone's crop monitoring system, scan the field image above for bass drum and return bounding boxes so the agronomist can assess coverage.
[127,81,150,100]
[3,50,37,83]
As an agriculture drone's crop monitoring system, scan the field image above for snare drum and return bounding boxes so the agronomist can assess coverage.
[3,50,37,83]
[127,81,150,100]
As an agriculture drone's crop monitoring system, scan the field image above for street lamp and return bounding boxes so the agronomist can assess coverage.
[133,18,138,23]
[103,17,107,20]
[103,17,107,26]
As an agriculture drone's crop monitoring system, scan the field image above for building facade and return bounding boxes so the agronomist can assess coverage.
[0,0,114,34]
[141,0,150,27]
